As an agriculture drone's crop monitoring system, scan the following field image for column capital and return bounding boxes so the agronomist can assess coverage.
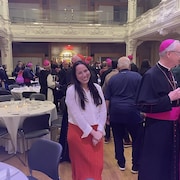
[125,39,137,50]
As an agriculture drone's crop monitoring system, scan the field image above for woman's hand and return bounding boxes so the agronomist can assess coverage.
[92,137,99,146]
[91,130,103,146]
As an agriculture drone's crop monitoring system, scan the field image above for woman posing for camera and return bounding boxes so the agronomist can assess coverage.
[66,61,107,180]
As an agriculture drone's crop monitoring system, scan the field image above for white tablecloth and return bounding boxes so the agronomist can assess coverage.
[0,100,57,153]
[11,86,40,100]
[0,162,28,180]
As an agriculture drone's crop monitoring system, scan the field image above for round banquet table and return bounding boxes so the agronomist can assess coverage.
[0,100,57,153]
[11,86,40,100]
[0,162,28,180]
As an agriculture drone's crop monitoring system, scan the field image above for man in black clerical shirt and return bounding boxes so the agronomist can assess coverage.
[136,39,180,180]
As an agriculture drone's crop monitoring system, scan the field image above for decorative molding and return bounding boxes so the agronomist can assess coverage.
[158,28,169,36]
[89,27,105,35]
[62,27,78,35]
[130,0,178,39]
[10,24,126,42]
[126,39,137,54]
[25,25,50,34]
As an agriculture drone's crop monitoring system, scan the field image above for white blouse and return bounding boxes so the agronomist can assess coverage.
[65,83,107,138]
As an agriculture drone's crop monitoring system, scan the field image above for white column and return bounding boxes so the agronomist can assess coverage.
[1,36,13,76]
[0,0,12,76]
[177,0,180,9]
[126,39,144,64]
[126,39,137,61]
[0,1,3,17]
[127,0,137,23]
[1,0,9,20]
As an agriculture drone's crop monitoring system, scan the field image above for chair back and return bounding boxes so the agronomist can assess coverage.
[7,79,16,85]
[8,84,20,91]
[0,95,13,102]
[22,114,50,135]
[0,127,8,137]
[22,92,37,98]
[30,93,46,101]
[0,87,6,91]
[0,89,11,95]
[28,139,62,180]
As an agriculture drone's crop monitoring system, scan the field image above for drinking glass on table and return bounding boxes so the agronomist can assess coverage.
[31,97,35,101]
[10,97,15,103]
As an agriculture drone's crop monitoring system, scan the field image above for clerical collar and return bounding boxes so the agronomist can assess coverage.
[158,61,171,71]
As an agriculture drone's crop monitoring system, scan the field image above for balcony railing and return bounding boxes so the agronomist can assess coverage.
[9,8,127,25]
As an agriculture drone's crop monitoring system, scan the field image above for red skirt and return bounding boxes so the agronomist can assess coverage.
[67,123,103,180]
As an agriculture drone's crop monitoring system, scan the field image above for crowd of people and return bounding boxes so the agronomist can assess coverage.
[0,38,180,180]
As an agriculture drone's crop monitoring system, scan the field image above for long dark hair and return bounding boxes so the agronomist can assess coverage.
[139,59,151,76]
[72,61,102,110]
